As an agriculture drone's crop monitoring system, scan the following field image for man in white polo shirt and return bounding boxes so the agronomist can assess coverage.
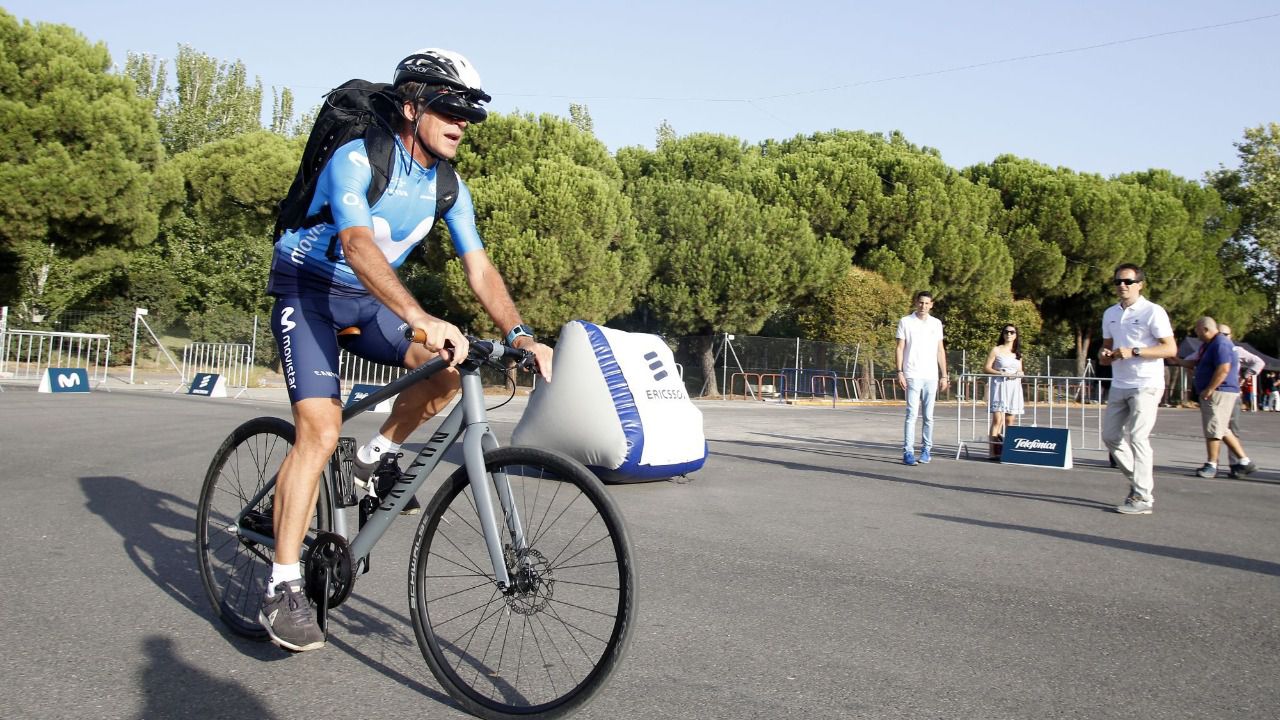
[1099,263,1178,515]
[895,290,950,466]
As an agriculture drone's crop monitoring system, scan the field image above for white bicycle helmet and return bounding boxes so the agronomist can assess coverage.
[393,48,490,122]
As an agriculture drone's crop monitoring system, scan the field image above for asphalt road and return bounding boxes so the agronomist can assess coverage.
[1,385,1277,719]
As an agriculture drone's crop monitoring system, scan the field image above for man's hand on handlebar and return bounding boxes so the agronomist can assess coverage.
[407,317,469,366]
[513,337,554,383]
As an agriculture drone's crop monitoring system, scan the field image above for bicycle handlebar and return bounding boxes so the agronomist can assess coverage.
[403,328,536,372]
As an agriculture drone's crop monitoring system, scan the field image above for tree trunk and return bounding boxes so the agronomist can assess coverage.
[698,335,720,398]
[1075,325,1092,378]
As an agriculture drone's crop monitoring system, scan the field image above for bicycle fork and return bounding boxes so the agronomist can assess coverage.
[458,371,527,591]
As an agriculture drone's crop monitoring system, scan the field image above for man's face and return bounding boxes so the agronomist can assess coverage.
[1195,322,1214,341]
[913,295,933,316]
[1112,270,1142,301]
[415,108,468,160]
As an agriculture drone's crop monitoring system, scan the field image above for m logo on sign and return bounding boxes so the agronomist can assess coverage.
[39,368,91,394]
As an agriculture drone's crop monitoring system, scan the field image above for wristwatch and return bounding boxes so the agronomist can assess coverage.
[505,323,535,346]
[1133,347,1142,357]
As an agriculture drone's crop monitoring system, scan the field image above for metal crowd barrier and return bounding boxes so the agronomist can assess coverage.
[180,342,252,397]
[0,329,111,387]
[339,350,408,398]
[955,373,1105,458]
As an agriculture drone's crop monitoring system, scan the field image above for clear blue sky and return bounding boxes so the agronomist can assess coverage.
[7,1,1279,180]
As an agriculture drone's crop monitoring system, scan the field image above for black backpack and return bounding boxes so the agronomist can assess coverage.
[273,79,459,260]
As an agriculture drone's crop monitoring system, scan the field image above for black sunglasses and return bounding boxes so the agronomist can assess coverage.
[1004,330,1017,335]
[1113,278,1140,286]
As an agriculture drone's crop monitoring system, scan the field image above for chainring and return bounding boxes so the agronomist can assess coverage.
[304,531,356,608]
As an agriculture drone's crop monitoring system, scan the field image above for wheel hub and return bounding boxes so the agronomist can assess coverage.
[504,547,553,615]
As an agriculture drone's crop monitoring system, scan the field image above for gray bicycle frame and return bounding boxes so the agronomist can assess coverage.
[235,355,528,590]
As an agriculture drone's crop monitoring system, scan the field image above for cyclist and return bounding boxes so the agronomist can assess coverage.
[261,48,553,652]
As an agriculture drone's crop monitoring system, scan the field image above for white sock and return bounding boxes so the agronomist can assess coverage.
[357,433,401,465]
[1237,456,1251,466]
[1205,462,1217,469]
[268,562,301,596]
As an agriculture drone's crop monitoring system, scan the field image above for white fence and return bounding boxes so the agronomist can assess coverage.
[0,329,112,387]
[180,342,252,396]
[338,350,408,397]
[955,373,1105,457]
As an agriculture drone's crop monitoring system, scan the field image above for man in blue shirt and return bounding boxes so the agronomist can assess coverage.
[1192,317,1257,479]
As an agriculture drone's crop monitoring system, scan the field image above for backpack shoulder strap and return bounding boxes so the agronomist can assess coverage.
[435,159,459,218]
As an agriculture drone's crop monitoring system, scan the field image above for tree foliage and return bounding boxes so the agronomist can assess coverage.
[440,156,647,336]
[2,14,1271,383]
[629,175,848,394]
[136,45,265,155]
[0,9,174,317]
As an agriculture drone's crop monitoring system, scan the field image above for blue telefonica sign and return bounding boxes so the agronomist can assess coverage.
[39,368,91,393]
[1001,426,1073,469]
[345,383,393,413]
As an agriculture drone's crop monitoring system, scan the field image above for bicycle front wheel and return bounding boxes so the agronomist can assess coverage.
[196,416,331,638]
[409,447,636,720]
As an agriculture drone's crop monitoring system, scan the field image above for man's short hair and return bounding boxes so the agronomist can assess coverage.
[913,290,933,302]
[1113,263,1145,283]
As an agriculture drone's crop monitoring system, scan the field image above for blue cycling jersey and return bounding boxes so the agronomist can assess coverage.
[268,136,483,297]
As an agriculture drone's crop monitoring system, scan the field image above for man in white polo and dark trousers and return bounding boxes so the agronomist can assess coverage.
[1098,263,1178,515]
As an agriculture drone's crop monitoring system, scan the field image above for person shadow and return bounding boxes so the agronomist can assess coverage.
[135,636,276,720]
[80,475,459,708]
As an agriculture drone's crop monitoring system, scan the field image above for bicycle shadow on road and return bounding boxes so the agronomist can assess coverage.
[920,513,1280,577]
[79,475,460,708]
[79,475,279,662]
[135,635,276,720]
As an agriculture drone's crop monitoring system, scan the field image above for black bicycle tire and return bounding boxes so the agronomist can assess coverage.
[196,416,332,638]
[408,446,636,720]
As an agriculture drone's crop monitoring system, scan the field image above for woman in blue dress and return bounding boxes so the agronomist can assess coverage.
[984,324,1025,460]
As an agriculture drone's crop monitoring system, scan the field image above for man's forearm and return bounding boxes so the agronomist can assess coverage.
[466,258,522,334]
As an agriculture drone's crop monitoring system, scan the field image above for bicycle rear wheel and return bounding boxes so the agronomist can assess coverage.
[196,416,331,638]
[409,447,636,720]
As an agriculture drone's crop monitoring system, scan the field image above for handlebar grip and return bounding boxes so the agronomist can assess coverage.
[405,327,427,344]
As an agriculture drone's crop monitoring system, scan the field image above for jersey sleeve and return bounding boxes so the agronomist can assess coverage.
[443,178,484,256]
[317,140,375,232]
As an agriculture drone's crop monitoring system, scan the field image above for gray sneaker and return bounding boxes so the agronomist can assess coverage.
[259,580,325,652]
[1115,495,1154,515]
[1194,463,1218,479]
[1229,461,1258,479]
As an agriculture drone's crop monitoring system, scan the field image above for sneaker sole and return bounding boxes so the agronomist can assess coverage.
[258,610,326,652]
[1114,507,1153,515]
